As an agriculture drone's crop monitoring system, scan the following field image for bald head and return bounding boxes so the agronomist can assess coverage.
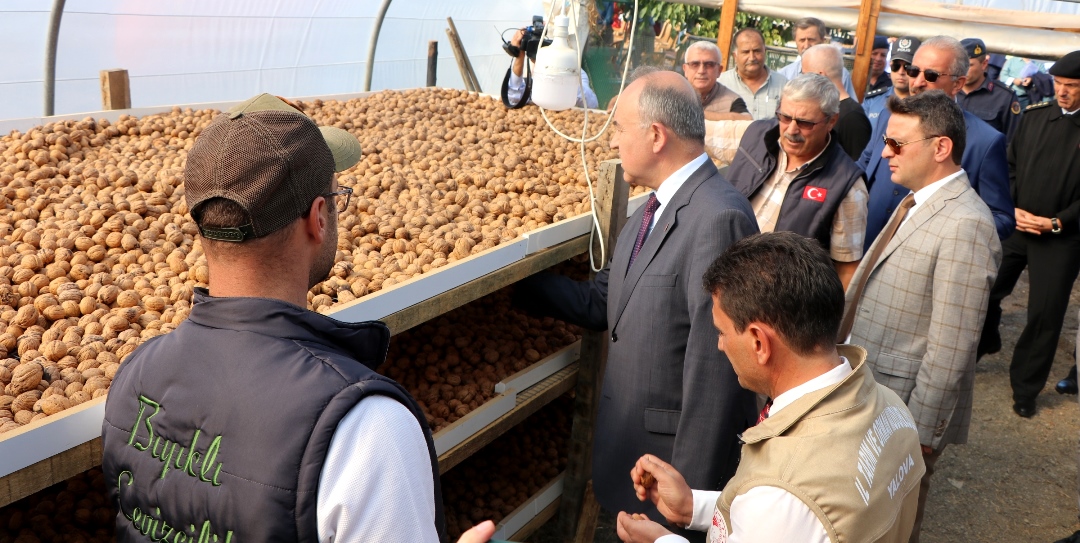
[801,44,844,84]
[628,68,706,142]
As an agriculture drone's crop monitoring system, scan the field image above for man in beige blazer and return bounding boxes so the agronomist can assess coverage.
[841,90,1001,543]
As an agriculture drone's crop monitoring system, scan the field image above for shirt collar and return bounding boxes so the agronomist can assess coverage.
[911,169,965,207]
[770,357,854,416]
[654,153,709,207]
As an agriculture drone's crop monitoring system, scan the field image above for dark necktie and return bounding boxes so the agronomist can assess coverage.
[838,193,917,341]
[628,194,660,270]
[756,399,773,425]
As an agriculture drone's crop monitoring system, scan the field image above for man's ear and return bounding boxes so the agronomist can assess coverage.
[303,196,330,244]
[650,122,669,154]
[746,323,773,366]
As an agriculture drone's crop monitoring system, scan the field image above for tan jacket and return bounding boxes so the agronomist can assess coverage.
[846,174,1001,449]
[711,346,925,543]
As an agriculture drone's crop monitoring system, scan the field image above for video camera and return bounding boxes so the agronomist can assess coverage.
[503,16,552,62]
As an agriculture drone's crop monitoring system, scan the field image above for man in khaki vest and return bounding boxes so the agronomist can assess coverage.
[615,232,924,543]
[682,41,752,121]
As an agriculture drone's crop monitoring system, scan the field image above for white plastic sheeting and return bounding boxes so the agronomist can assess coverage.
[678,0,1080,59]
[0,0,549,121]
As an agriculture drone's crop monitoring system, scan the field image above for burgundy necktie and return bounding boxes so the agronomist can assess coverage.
[628,194,660,270]
[756,399,773,425]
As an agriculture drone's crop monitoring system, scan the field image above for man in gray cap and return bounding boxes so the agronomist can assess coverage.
[981,50,1080,420]
[957,38,1022,142]
[101,94,496,543]
[863,36,920,123]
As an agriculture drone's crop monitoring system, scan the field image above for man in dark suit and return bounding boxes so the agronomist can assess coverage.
[517,68,758,538]
[858,36,1015,248]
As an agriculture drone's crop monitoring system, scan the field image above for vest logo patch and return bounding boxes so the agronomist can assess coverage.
[803,186,827,202]
[707,507,728,543]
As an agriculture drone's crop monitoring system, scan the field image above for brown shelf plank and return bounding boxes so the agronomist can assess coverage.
[0,438,101,508]
[383,236,589,336]
[438,363,578,474]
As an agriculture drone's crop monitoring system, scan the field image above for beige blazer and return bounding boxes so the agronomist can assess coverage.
[846,173,1002,449]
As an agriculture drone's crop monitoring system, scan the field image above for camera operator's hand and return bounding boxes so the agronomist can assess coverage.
[512,29,527,77]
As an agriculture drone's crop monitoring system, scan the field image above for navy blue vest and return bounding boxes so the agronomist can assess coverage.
[102,289,446,542]
[726,119,864,251]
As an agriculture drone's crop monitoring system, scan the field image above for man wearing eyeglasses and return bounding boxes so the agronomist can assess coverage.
[682,41,751,121]
[725,73,868,290]
[858,36,1015,248]
[863,37,919,124]
[101,94,495,543]
[980,50,1080,421]
[842,91,1001,543]
[801,44,872,160]
[957,38,1022,143]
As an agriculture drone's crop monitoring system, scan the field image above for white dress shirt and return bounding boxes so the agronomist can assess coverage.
[898,169,966,230]
[655,360,855,543]
[318,395,440,542]
[507,70,599,109]
[648,153,710,236]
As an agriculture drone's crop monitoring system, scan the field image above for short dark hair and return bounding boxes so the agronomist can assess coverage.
[886,90,966,165]
[794,17,827,39]
[702,232,844,355]
[733,27,765,46]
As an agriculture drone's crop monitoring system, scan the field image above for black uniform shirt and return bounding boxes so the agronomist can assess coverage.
[1007,100,1080,233]
[836,97,873,161]
[958,77,1022,143]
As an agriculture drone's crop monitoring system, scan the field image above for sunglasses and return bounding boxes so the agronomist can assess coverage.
[900,64,960,83]
[776,110,826,130]
[685,60,719,70]
[889,59,909,73]
[882,134,942,154]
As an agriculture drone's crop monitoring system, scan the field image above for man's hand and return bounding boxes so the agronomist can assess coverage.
[511,29,526,78]
[616,512,673,543]
[1015,208,1054,235]
[456,520,495,543]
[630,454,694,526]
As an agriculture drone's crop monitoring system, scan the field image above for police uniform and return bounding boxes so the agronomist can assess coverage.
[957,39,1022,142]
[862,86,892,124]
[980,50,1080,417]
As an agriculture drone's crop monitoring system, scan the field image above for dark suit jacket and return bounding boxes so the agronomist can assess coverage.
[858,108,1015,248]
[518,158,759,518]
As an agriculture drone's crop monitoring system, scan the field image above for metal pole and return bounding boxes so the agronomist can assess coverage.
[363,0,394,92]
[43,0,67,116]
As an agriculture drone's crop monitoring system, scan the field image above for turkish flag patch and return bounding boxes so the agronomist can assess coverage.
[802,186,827,202]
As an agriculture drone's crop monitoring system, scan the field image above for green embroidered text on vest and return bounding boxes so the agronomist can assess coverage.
[126,395,225,485]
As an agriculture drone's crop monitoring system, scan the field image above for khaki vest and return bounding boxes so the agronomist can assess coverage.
[710,346,924,543]
[702,82,742,114]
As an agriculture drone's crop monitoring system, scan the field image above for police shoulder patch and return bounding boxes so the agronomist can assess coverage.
[1011,102,1021,115]
[1025,101,1053,112]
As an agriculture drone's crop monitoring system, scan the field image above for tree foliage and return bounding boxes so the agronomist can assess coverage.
[631,0,789,45]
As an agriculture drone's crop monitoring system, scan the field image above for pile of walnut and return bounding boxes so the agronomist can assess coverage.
[379,287,580,432]
[0,468,113,543]
[442,394,571,540]
[0,88,625,431]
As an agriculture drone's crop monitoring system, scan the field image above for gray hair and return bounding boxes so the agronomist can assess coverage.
[781,73,839,117]
[634,69,706,142]
[802,44,843,82]
[685,41,722,64]
[793,17,827,39]
[920,36,970,78]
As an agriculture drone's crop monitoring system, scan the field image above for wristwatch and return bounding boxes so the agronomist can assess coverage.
[1051,217,1062,234]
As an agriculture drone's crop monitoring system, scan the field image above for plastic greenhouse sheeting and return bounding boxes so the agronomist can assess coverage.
[0,0,554,121]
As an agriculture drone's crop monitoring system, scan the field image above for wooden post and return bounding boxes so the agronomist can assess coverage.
[445,27,476,92]
[427,40,438,87]
[558,159,629,542]
[99,69,131,110]
[851,0,883,102]
[447,17,482,93]
[716,0,740,72]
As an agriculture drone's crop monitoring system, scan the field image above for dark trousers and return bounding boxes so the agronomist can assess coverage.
[982,233,1080,402]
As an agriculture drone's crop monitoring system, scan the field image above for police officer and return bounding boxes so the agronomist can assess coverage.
[862,36,919,124]
[979,50,1080,419]
[957,38,1022,142]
